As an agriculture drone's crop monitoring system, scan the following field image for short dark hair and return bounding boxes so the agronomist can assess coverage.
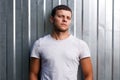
[51,5,72,17]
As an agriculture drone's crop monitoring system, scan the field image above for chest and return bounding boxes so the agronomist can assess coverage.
[39,42,80,62]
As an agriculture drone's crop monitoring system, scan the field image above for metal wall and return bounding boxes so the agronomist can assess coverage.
[0,0,29,80]
[0,0,120,80]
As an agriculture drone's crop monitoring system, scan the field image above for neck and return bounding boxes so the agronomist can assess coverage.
[51,30,70,40]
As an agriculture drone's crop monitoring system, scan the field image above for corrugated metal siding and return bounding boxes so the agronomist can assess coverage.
[0,0,120,80]
[0,0,29,80]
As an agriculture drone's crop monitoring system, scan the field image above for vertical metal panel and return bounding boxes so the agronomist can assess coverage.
[0,0,7,79]
[31,0,38,44]
[113,31,120,80]
[6,0,14,79]
[83,0,90,42]
[44,0,52,35]
[68,0,74,35]
[37,0,44,38]
[113,0,120,80]
[13,0,16,79]
[28,0,31,46]
[16,0,22,79]
[61,0,67,5]
[76,0,82,38]
[98,0,106,80]
[89,0,98,80]
[21,0,29,79]
[14,0,29,80]
[52,0,59,7]
[105,0,113,80]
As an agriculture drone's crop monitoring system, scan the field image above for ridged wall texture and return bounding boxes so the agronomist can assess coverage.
[0,0,120,80]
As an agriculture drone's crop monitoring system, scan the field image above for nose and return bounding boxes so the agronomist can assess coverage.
[63,17,67,22]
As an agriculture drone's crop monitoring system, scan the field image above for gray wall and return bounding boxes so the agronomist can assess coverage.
[0,0,29,80]
[0,0,120,80]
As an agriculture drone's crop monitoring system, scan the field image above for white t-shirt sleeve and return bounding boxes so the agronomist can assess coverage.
[30,40,40,59]
[79,41,91,59]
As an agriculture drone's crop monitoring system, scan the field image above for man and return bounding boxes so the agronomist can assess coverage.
[30,5,93,80]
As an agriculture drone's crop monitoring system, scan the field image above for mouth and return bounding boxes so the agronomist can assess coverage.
[61,24,67,26]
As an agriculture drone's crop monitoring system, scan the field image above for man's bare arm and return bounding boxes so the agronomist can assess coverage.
[80,57,93,80]
[30,57,40,80]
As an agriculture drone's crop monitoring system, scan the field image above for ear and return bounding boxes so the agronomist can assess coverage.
[50,16,54,23]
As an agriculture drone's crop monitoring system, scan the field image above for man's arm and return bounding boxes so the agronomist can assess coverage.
[30,57,40,80]
[80,57,93,80]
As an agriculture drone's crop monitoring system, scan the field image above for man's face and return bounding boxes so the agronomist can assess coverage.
[51,10,72,32]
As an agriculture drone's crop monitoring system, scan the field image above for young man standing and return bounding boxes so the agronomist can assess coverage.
[30,5,93,80]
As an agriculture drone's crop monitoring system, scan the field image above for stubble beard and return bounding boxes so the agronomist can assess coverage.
[54,26,69,32]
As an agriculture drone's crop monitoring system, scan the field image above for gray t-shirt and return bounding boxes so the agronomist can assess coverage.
[31,34,91,80]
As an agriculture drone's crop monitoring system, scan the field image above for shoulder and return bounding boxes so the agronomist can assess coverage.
[34,34,50,46]
[70,35,90,51]
[37,34,50,42]
[71,35,88,45]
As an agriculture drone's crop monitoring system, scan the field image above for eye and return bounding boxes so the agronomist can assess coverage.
[58,15,63,18]
[67,16,71,20]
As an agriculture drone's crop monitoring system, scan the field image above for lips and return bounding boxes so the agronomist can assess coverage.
[61,24,67,26]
